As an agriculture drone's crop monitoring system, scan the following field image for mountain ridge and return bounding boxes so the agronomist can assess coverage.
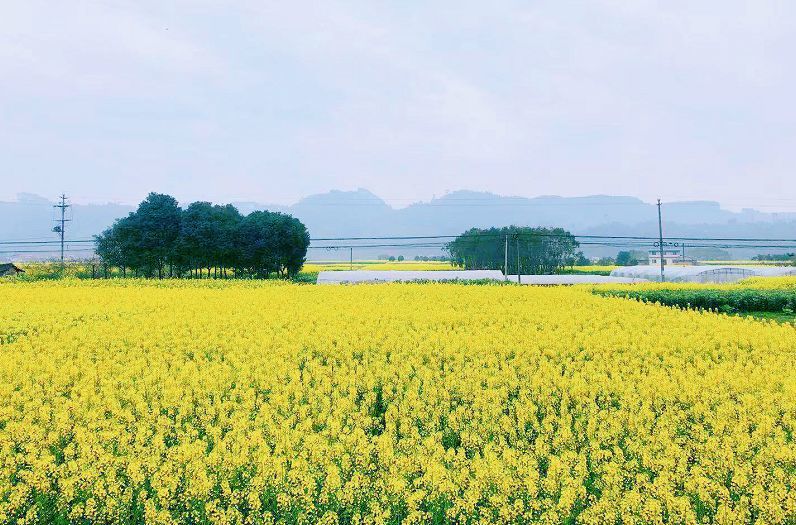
[2,190,794,260]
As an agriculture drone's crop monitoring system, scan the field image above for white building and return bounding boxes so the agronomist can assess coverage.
[648,249,681,266]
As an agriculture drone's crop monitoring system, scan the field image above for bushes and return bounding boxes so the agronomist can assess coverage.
[595,288,796,314]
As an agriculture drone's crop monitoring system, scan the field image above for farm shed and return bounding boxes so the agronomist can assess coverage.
[610,264,796,283]
[0,263,24,277]
[317,270,504,284]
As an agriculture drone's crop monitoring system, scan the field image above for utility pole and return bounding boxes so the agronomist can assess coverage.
[504,234,508,281]
[657,199,665,282]
[350,247,353,270]
[516,234,521,284]
[53,194,71,267]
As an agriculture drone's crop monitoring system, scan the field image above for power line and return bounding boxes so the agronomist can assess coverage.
[309,233,796,243]
[0,239,95,245]
[0,248,95,255]
[308,241,796,250]
[2,232,795,245]
[2,234,796,247]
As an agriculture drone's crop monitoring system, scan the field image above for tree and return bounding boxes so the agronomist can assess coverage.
[566,251,590,267]
[615,251,638,266]
[95,194,308,279]
[177,202,215,276]
[134,193,181,277]
[235,211,309,278]
[94,213,147,276]
[397,255,405,261]
[177,202,242,278]
[447,226,579,274]
[212,204,243,277]
[753,252,795,262]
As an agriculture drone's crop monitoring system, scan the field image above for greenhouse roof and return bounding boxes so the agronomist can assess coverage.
[506,275,649,285]
[610,264,796,282]
[317,270,505,284]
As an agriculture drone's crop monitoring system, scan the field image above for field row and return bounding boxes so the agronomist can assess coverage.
[0,281,795,523]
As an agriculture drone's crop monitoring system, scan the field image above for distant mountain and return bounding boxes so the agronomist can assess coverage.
[0,194,134,260]
[2,189,794,260]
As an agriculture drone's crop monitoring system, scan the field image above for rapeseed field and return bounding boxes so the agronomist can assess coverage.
[0,280,794,524]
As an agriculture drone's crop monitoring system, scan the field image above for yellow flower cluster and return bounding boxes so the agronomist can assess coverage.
[739,276,796,289]
[1,280,795,524]
[594,275,796,292]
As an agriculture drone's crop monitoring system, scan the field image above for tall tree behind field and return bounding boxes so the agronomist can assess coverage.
[96,194,308,278]
[177,202,215,275]
[95,214,143,275]
[236,211,310,277]
[447,226,579,274]
[177,203,243,276]
[212,204,243,275]
[138,193,182,277]
[95,194,181,277]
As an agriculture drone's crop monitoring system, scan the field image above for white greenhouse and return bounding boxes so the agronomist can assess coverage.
[610,265,796,283]
[317,270,505,284]
[506,275,649,285]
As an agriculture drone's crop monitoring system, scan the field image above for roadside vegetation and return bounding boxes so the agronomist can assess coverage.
[593,277,796,323]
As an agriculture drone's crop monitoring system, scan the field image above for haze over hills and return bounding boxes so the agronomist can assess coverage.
[2,189,795,260]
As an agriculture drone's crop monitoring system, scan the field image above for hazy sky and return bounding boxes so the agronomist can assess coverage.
[1,1,795,210]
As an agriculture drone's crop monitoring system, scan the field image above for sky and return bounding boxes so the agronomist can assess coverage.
[1,1,795,211]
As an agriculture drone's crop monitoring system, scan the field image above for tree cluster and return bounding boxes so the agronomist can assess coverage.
[615,250,649,266]
[95,193,310,278]
[446,226,579,275]
[753,253,795,264]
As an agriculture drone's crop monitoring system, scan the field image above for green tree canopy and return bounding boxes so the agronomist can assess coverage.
[447,226,579,275]
[95,194,309,279]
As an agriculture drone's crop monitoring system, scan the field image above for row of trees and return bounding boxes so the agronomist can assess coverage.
[95,193,310,278]
[446,226,580,274]
[753,253,795,264]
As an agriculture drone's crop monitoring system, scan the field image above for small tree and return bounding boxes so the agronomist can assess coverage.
[615,251,638,266]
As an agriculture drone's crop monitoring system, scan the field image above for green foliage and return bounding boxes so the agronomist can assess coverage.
[447,226,579,275]
[290,272,318,284]
[596,288,796,314]
[615,250,646,266]
[559,269,612,276]
[94,193,310,279]
[685,247,732,261]
[569,251,590,266]
[752,252,795,264]
[236,211,310,278]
